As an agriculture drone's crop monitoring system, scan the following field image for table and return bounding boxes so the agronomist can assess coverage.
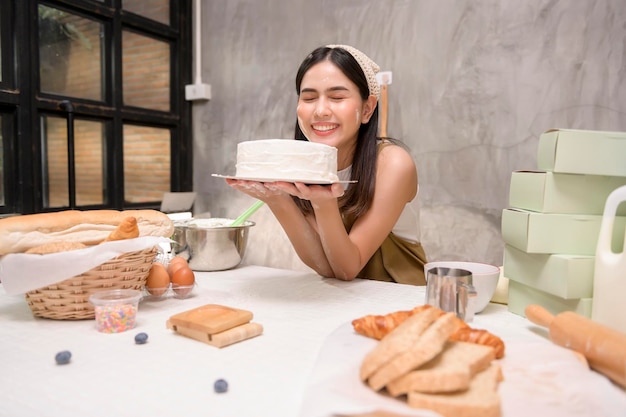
[0,265,624,417]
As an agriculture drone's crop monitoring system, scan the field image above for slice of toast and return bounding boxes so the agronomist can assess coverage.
[386,340,496,396]
[360,306,441,381]
[407,363,503,417]
[367,312,460,391]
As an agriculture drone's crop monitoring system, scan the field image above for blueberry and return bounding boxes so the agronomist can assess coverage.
[55,350,72,365]
[134,332,149,344]
[214,378,228,393]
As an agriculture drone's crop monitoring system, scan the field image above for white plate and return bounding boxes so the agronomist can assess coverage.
[212,173,356,184]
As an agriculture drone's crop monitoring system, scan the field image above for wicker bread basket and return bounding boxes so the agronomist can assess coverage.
[24,246,157,320]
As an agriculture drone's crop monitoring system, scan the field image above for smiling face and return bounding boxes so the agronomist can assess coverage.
[297,60,376,168]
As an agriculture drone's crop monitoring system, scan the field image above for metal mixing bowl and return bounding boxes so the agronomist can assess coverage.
[170,220,190,254]
[180,218,255,271]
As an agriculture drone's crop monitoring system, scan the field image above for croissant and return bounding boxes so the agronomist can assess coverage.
[352,309,415,340]
[352,304,505,359]
[448,327,505,359]
[102,216,139,242]
[352,305,469,340]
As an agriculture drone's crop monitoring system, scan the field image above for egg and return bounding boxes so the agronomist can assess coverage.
[169,255,188,267]
[145,262,170,296]
[167,256,188,278]
[171,266,195,296]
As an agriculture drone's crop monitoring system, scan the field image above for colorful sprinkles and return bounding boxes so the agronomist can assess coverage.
[94,303,138,333]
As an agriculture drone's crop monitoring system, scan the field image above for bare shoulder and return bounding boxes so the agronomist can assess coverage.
[377,142,417,176]
[376,142,417,200]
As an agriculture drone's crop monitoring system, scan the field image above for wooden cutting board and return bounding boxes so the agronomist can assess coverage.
[167,304,253,334]
[168,321,264,348]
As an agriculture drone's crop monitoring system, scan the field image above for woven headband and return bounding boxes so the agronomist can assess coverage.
[326,44,380,98]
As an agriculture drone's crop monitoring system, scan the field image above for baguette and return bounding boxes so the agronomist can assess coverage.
[0,209,173,254]
[24,241,88,254]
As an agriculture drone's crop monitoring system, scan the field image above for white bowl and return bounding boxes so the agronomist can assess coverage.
[424,261,500,313]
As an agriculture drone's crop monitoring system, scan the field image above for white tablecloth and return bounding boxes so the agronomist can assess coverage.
[0,265,624,417]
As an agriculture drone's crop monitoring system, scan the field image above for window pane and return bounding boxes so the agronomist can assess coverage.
[42,116,68,208]
[122,31,170,111]
[123,125,170,203]
[122,0,170,25]
[38,5,103,100]
[0,17,3,83]
[75,120,105,206]
[42,117,107,208]
[0,115,4,205]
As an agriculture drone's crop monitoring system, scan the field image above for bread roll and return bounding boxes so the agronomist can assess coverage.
[0,209,173,254]
[102,216,140,242]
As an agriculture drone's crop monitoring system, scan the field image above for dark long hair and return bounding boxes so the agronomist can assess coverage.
[293,46,380,220]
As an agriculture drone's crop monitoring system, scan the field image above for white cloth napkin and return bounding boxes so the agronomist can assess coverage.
[0,236,169,295]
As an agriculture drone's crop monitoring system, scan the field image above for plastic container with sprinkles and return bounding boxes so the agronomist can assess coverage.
[89,289,142,333]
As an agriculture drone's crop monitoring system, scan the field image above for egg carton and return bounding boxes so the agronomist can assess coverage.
[142,283,196,301]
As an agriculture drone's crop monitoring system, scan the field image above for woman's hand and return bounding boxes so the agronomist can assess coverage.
[265,181,344,204]
[225,178,289,203]
[227,178,338,277]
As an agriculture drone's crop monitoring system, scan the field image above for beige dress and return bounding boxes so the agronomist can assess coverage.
[337,147,428,286]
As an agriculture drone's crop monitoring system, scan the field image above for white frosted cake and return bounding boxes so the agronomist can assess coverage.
[235,139,339,183]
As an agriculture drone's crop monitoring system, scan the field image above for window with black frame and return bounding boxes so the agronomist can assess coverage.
[0,0,192,215]
[0,0,15,216]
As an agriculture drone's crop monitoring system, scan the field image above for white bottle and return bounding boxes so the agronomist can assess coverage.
[592,185,626,333]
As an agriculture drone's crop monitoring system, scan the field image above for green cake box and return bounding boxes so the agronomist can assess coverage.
[507,280,593,319]
[503,244,594,299]
[537,128,626,177]
[501,208,626,256]
[509,171,626,215]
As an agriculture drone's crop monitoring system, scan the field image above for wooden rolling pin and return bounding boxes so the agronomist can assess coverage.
[525,304,626,389]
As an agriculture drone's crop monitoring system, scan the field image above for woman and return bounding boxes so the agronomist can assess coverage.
[226,44,428,285]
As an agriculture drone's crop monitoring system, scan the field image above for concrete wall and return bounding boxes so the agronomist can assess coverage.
[190,0,626,273]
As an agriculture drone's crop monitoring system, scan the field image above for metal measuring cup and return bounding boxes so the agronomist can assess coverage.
[425,267,477,322]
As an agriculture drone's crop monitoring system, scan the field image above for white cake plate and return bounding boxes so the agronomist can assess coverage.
[212,174,356,184]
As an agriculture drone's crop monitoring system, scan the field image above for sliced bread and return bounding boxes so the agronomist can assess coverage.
[360,306,441,381]
[367,312,460,391]
[386,340,496,396]
[407,363,503,417]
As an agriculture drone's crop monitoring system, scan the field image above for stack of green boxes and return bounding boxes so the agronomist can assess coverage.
[502,128,626,318]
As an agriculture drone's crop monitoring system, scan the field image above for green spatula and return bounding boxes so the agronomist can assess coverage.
[230,200,265,227]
